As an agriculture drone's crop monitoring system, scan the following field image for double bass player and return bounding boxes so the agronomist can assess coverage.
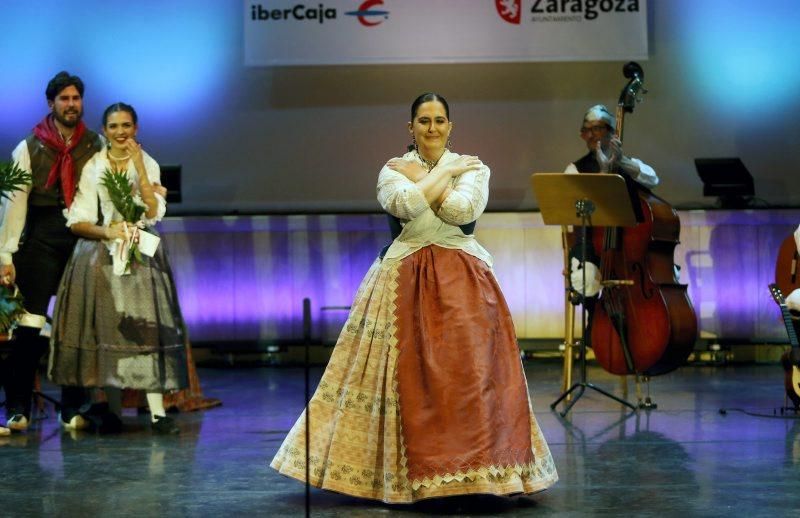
[565,104,659,337]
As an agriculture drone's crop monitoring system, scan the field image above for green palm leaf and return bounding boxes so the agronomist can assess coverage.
[0,161,32,201]
[0,161,31,332]
[100,169,145,223]
[100,168,147,268]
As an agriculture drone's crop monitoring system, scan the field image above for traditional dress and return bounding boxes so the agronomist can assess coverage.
[48,149,188,393]
[271,150,557,503]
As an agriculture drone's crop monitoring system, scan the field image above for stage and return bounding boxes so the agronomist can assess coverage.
[2,361,798,516]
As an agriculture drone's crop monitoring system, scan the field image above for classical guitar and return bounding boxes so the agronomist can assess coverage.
[768,283,800,409]
[775,234,800,299]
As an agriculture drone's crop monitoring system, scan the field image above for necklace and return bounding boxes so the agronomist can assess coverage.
[416,150,445,172]
[108,152,131,161]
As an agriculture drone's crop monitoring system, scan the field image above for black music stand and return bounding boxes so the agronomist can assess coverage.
[531,173,638,416]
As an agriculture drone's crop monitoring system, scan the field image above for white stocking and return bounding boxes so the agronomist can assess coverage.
[146,392,166,422]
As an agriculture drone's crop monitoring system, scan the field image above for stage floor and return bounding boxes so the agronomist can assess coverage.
[2,361,799,517]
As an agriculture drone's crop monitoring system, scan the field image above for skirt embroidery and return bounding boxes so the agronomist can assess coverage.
[270,246,557,503]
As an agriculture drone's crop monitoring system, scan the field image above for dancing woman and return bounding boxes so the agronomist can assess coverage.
[271,93,557,502]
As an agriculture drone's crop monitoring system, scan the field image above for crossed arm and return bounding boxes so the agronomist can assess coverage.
[378,155,488,225]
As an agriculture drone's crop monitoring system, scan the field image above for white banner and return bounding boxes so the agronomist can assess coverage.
[244,0,648,66]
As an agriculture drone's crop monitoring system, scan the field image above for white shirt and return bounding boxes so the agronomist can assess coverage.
[0,140,34,265]
[377,150,493,266]
[564,157,659,189]
[66,148,166,231]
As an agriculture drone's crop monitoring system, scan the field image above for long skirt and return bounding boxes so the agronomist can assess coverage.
[49,236,188,392]
[121,337,222,412]
[119,250,221,412]
[270,245,557,503]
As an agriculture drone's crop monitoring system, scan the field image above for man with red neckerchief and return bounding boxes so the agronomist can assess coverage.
[0,71,103,433]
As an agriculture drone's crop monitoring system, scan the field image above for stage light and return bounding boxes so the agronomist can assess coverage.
[676,0,800,117]
[0,0,235,139]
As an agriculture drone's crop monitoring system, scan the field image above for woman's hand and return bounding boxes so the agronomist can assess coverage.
[440,155,482,177]
[105,221,138,241]
[121,140,159,218]
[123,138,144,165]
[386,158,427,182]
[0,264,15,286]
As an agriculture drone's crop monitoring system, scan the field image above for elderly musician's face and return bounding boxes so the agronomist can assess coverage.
[408,100,452,154]
[580,122,612,152]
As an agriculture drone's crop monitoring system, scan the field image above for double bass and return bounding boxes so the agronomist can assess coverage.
[590,62,698,376]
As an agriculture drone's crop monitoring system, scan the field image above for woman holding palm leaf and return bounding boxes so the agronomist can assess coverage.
[49,103,186,434]
[0,160,32,437]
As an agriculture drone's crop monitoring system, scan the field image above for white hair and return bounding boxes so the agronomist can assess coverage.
[583,104,615,128]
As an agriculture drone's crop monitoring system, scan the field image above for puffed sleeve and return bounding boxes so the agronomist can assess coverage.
[629,158,659,189]
[0,141,33,264]
[377,164,429,220]
[436,163,490,225]
[65,154,100,227]
[138,152,166,225]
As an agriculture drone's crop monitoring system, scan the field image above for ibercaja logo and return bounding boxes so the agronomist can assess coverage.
[496,0,522,24]
[250,1,389,26]
[346,0,390,27]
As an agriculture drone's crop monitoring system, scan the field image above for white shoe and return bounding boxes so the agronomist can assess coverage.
[6,414,28,432]
[60,414,89,431]
[0,426,10,436]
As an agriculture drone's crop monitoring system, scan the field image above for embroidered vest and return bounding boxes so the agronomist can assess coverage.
[25,130,103,207]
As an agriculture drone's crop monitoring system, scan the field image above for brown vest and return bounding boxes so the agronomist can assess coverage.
[25,129,103,207]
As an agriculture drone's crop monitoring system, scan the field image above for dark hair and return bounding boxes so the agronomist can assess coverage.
[102,102,138,127]
[410,92,449,120]
[45,71,85,101]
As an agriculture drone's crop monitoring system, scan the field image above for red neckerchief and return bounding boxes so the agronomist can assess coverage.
[32,115,86,208]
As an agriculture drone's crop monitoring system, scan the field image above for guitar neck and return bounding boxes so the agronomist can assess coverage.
[779,305,800,348]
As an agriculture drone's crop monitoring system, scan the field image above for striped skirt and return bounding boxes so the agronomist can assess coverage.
[49,236,188,392]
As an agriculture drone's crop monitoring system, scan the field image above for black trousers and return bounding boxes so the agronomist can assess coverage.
[1,206,80,419]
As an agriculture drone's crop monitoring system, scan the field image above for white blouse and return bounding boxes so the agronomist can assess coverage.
[0,140,34,264]
[66,148,166,230]
[377,150,493,266]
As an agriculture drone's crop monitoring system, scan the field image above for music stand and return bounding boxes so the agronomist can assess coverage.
[531,173,638,416]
